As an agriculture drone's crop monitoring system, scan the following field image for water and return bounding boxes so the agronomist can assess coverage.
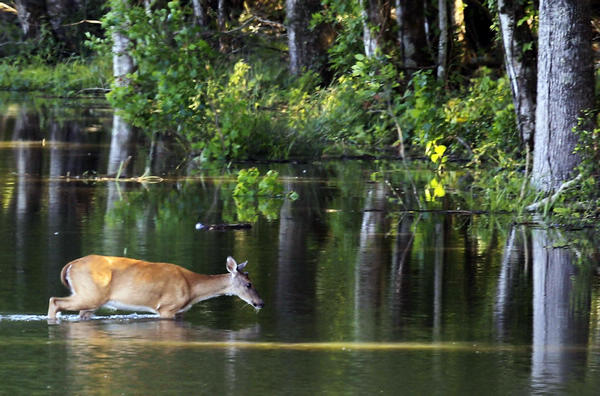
[1,94,600,394]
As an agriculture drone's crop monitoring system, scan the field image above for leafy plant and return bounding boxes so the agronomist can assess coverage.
[551,110,600,225]
[233,168,292,198]
[231,168,297,222]
[425,139,448,172]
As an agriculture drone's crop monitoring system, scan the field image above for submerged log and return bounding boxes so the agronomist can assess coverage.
[195,223,252,231]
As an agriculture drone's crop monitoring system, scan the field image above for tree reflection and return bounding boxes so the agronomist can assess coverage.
[530,228,591,392]
[494,225,531,343]
[354,182,390,340]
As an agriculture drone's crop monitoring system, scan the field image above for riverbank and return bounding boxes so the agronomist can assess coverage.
[0,55,111,96]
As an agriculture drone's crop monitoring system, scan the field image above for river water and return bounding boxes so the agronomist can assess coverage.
[1,94,600,394]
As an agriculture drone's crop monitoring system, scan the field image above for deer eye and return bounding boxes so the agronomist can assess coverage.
[246,283,252,289]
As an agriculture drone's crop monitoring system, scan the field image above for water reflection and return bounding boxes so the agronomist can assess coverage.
[494,226,531,342]
[47,319,261,394]
[355,182,390,340]
[107,115,135,177]
[531,228,591,393]
[1,97,600,393]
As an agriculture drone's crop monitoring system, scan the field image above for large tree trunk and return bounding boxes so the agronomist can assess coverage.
[532,0,594,192]
[497,0,537,149]
[395,0,430,69]
[285,0,323,74]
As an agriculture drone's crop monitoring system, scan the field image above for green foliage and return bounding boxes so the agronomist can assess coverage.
[397,68,518,160]
[314,0,364,75]
[233,168,288,198]
[396,71,447,147]
[105,0,212,145]
[551,111,600,225]
[444,68,518,156]
[0,55,111,95]
[285,54,403,155]
[232,168,297,222]
[425,139,448,172]
[103,0,304,161]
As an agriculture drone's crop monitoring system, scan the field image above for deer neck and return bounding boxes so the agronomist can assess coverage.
[190,273,232,302]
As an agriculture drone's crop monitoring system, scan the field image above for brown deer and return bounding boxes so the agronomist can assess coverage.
[48,255,264,320]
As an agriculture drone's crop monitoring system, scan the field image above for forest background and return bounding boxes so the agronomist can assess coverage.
[0,0,599,225]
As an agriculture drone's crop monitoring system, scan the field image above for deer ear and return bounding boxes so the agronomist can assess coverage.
[226,257,238,273]
[237,261,248,272]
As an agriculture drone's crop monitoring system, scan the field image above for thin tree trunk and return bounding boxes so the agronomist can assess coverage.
[453,0,466,62]
[437,0,449,81]
[497,0,537,149]
[218,0,229,52]
[532,0,594,192]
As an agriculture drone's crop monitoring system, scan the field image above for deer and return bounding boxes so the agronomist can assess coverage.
[47,255,264,320]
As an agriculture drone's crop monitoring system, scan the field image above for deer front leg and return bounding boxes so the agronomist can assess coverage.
[48,297,60,319]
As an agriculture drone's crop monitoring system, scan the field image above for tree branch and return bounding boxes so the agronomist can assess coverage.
[525,173,583,212]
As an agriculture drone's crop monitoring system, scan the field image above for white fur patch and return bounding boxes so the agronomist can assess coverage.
[102,300,158,314]
[65,265,74,294]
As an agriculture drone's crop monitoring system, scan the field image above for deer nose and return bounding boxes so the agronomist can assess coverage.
[254,302,264,309]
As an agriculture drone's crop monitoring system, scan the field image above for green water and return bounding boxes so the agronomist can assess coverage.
[1,96,600,394]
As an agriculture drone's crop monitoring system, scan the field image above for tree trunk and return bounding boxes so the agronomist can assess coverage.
[497,0,537,149]
[45,0,69,43]
[14,0,47,39]
[395,0,430,69]
[111,4,134,89]
[532,0,594,192]
[359,0,388,58]
[218,0,228,52]
[191,0,208,26]
[437,0,449,80]
[285,0,323,74]
[453,0,466,62]
[107,115,135,177]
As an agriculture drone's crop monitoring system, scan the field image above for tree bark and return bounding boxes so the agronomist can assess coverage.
[45,0,70,42]
[14,0,47,39]
[395,0,430,69]
[532,0,594,192]
[110,1,134,89]
[437,0,449,80]
[497,0,537,149]
[217,0,228,52]
[285,0,323,74]
[191,0,208,26]
[359,0,388,58]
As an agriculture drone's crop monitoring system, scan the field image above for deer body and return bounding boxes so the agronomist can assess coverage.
[47,255,264,320]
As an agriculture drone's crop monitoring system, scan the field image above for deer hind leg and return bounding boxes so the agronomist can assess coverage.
[47,296,102,320]
[78,310,95,320]
[157,306,179,319]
